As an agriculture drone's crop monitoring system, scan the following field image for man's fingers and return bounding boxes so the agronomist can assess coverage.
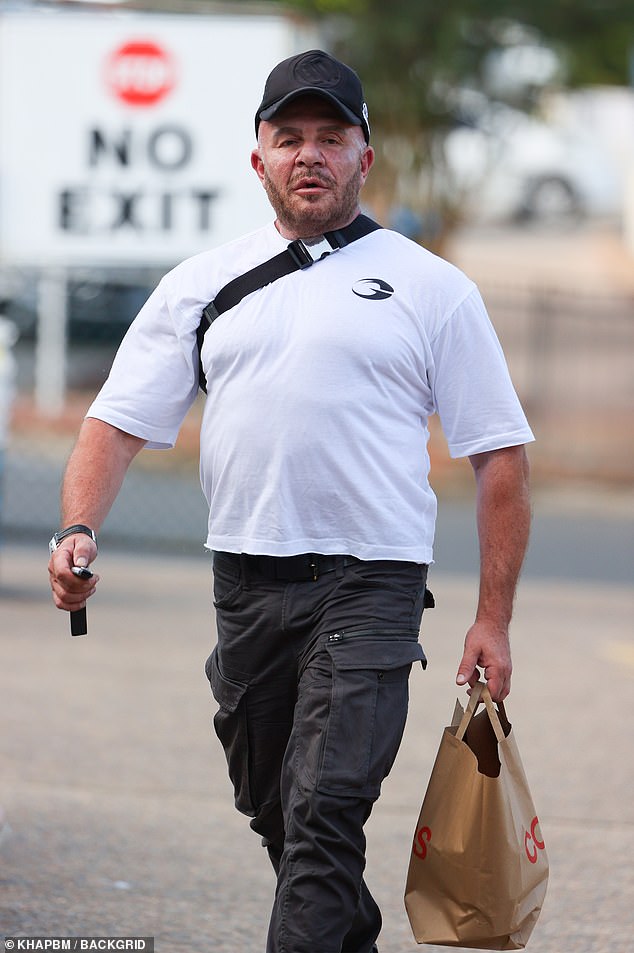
[51,579,98,611]
[486,674,511,704]
[71,540,96,569]
[456,647,480,689]
[48,544,99,611]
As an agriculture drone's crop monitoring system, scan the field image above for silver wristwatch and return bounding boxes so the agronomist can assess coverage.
[49,524,98,554]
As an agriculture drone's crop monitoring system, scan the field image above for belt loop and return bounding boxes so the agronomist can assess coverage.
[239,552,251,589]
[335,555,345,579]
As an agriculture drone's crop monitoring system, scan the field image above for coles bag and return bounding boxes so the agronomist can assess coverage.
[404,681,548,949]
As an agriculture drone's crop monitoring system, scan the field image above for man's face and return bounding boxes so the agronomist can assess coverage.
[251,96,374,239]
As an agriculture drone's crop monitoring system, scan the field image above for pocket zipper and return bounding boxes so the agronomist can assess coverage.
[327,627,419,644]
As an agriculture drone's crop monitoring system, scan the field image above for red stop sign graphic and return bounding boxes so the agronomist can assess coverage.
[106,41,176,107]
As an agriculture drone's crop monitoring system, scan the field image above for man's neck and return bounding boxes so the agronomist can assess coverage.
[274,209,361,242]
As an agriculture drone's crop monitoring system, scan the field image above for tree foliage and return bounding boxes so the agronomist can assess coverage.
[283,0,633,128]
[273,0,633,233]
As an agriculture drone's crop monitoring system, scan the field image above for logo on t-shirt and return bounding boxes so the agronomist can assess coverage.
[352,278,395,300]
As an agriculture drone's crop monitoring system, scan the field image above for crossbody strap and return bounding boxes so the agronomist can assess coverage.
[197,213,382,392]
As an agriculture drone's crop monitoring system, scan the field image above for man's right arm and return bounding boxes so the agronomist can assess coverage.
[48,418,146,612]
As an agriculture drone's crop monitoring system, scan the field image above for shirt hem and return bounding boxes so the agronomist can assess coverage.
[448,429,535,459]
[205,536,434,565]
[85,409,177,450]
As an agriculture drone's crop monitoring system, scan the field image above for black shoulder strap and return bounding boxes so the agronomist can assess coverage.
[197,214,381,392]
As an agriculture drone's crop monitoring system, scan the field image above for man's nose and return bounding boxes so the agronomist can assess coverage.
[295,140,324,165]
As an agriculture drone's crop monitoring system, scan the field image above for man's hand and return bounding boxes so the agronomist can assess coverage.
[48,535,99,612]
[456,620,512,702]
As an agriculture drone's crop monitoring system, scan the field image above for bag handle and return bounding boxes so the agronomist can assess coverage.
[455,681,507,745]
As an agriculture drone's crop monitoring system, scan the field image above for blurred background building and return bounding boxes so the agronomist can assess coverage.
[1,0,633,552]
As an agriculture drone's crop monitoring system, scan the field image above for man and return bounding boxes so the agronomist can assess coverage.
[49,50,533,953]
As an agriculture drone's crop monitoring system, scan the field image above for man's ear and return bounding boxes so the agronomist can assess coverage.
[360,145,375,185]
[251,148,265,183]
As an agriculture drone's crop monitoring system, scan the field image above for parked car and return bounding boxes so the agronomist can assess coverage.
[1,269,156,344]
[439,91,629,224]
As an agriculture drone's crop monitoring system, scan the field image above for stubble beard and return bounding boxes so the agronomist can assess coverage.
[263,162,364,238]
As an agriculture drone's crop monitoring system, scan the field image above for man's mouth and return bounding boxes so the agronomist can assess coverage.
[292,177,330,193]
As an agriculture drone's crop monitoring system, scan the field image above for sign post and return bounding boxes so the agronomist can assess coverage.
[35,269,68,416]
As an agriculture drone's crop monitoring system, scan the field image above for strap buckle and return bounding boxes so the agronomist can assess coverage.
[202,301,220,325]
[287,234,339,269]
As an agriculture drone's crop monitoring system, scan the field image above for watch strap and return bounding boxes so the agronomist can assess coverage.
[51,524,97,550]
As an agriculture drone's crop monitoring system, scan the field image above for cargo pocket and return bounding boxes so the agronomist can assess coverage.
[317,630,426,799]
[206,648,255,817]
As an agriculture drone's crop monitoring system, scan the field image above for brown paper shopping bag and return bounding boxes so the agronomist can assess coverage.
[404,682,548,950]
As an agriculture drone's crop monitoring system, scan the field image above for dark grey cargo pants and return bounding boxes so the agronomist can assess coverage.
[205,552,431,953]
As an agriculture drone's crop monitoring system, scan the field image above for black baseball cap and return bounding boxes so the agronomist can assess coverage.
[255,50,370,143]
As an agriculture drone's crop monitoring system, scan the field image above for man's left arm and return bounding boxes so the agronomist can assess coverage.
[456,444,531,702]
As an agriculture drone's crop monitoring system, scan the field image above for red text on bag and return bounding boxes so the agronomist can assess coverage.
[413,825,432,861]
[524,816,545,864]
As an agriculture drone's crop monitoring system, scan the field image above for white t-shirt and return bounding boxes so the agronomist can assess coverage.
[87,222,534,562]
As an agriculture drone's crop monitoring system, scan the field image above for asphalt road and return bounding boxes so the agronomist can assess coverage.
[1,543,633,952]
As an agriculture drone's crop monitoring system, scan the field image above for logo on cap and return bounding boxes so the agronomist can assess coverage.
[293,52,342,89]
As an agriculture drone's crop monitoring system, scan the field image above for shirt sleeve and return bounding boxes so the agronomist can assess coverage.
[85,280,200,449]
[428,287,534,458]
